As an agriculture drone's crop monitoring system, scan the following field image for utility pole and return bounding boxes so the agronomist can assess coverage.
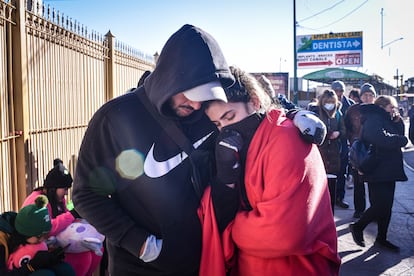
[293,0,298,104]
[394,69,399,88]
[381,8,384,49]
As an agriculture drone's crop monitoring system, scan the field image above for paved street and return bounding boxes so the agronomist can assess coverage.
[335,142,414,275]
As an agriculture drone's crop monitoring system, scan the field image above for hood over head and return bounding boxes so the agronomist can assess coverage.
[143,24,234,118]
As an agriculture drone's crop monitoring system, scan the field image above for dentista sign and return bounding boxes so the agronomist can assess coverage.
[296,31,363,69]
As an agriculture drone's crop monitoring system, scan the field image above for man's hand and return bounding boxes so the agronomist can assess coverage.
[291,110,327,145]
[139,235,163,263]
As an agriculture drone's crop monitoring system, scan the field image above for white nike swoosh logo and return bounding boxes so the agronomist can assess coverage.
[144,132,213,178]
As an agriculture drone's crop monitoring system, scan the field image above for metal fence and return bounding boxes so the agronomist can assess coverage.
[0,0,155,213]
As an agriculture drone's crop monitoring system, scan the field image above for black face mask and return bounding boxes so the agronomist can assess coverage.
[221,112,264,154]
[220,112,265,211]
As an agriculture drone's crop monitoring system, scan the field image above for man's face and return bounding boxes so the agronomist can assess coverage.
[169,93,202,117]
[360,92,375,104]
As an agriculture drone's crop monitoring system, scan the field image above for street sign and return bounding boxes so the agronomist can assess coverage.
[296,31,363,69]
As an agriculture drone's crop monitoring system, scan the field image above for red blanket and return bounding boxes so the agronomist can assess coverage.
[198,186,234,276]
[231,110,340,275]
[199,110,341,275]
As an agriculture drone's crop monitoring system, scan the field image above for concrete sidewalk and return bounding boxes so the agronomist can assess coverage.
[335,150,414,275]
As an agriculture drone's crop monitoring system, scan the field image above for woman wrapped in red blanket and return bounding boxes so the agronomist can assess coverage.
[199,66,341,276]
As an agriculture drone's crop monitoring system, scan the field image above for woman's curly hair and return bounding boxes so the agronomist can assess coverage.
[225,66,275,113]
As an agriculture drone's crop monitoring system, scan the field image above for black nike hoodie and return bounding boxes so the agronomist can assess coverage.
[73,24,234,275]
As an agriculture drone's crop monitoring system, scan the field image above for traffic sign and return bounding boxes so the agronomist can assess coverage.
[296,31,363,69]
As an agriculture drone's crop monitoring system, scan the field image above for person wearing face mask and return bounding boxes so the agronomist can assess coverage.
[198,66,340,276]
[315,90,347,212]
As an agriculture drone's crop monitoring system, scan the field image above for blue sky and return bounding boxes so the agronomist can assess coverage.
[43,0,412,87]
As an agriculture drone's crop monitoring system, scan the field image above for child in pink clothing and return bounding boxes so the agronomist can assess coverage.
[22,159,102,276]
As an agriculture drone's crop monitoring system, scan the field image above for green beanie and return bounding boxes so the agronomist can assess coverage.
[15,195,52,237]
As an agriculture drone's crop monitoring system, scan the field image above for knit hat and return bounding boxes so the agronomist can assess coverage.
[331,80,345,92]
[360,83,377,97]
[44,158,73,189]
[15,195,51,237]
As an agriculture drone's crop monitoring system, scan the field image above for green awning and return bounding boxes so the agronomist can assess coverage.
[302,68,370,86]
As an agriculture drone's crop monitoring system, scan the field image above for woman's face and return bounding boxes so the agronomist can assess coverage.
[383,103,396,115]
[205,101,255,130]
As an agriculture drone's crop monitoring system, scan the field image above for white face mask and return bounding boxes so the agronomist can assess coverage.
[324,103,335,111]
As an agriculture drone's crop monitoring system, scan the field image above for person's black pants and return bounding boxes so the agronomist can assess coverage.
[355,181,395,240]
[352,169,366,213]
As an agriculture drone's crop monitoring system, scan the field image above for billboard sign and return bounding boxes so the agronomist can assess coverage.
[250,72,289,96]
[296,31,363,69]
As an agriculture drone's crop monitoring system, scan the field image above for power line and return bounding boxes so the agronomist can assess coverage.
[314,0,369,30]
[298,0,345,23]
[296,24,321,32]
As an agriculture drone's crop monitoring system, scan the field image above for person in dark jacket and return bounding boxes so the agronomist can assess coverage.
[0,196,75,275]
[200,66,340,276]
[316,89,346,174]
[72,24,328,275]
[349,95,408,252]
[72,24,236,276]
[344,83,377,218]
[331,80,355,209]
[315,89,346,212]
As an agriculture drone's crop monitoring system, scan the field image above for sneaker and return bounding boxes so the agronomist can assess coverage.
[346,175,354,189]
[336,199,349,209]
[374,239,400,252]
[349,223,365,247]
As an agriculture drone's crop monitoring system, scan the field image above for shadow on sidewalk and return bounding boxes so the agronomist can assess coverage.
[335,149,414,275]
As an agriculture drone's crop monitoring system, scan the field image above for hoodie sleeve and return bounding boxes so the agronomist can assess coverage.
[363,114,407,149]
[72,111,149,258]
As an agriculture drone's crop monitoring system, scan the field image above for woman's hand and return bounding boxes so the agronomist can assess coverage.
[392,110,401,122]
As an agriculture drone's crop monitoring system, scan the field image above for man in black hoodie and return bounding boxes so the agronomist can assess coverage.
[73,24,326,275]
[73,24,236,276]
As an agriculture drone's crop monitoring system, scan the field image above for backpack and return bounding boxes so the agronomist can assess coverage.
[349,139,378,174]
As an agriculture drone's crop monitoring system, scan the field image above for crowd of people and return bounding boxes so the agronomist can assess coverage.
[0,24,410,275]
[308,81,408,253]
